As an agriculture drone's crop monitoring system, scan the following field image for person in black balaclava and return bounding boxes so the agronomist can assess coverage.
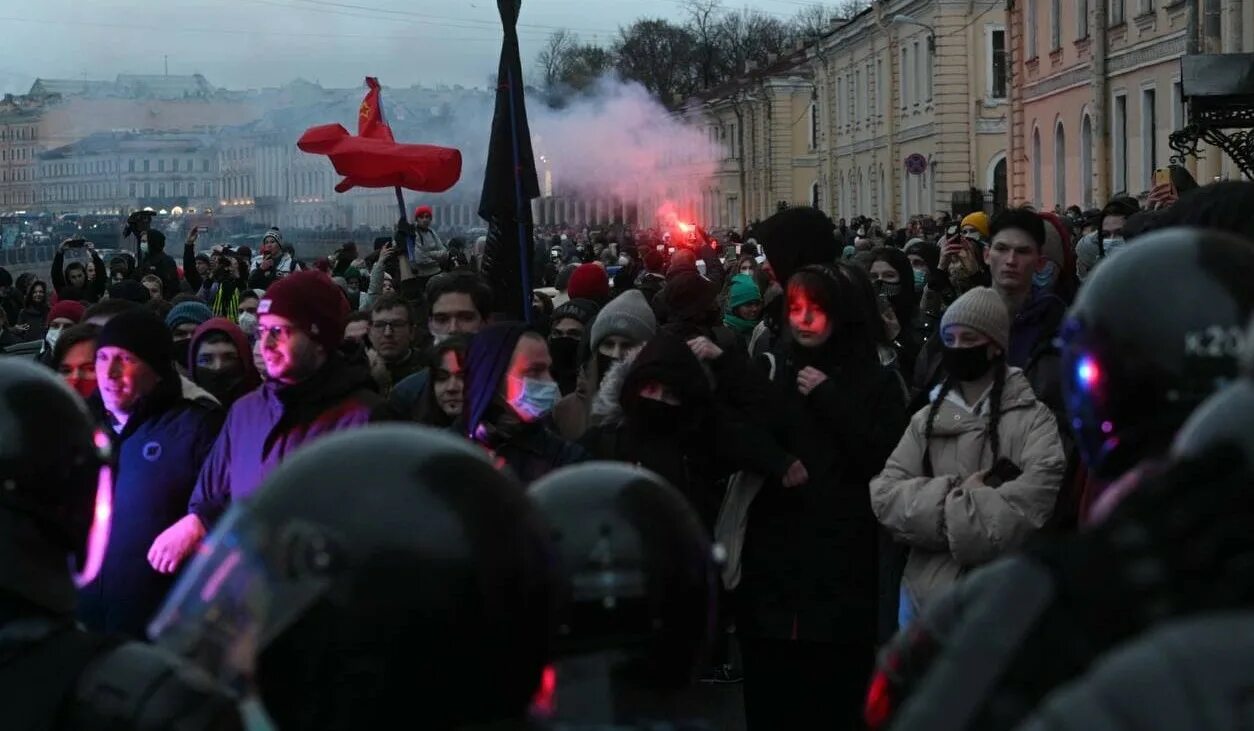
[548,298,600,397]
[188,318,262,410]
[867,247,924,383]
[134,229,181,301]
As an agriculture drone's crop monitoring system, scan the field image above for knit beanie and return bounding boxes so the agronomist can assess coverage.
[961,211,991,239]
[96,309,175,379]
[658,270,717,324]
[165,300,214,330]
[47,300,86,325]
[258,270,349,354]
[590,289,658,351]
[567,263,610,304]
[551,298,600,327]
[940,287,1010,352]
[726,274,762,311]
[107,279,151,304]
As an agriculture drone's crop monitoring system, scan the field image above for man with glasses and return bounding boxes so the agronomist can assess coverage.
[151,271,389,576]
[369,293,423,384]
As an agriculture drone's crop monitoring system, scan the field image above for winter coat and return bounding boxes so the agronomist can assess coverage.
[135,251,181,301]
[733,340,909,645]
[50,248,106,302]
[247,253,300,289]
[581,335,731,528]
[78,380,222,638]
[188,355,389,527]
[473,414,588,485]
[409,227,446,278]
[869,367,1065,611]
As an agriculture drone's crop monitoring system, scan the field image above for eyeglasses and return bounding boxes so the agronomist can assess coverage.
[370,320,410,333]
[260,324,298,343]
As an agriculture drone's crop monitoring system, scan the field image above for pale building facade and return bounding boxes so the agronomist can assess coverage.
[812,0,1010,224]
[1010,0,1254,211]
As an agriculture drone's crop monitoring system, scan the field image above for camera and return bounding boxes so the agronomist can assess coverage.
[123,210,155,238]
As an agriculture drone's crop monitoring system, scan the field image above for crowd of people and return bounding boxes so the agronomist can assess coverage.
[1,170,1253,729]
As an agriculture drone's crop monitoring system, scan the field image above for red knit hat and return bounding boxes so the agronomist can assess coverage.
[257,270,348,353]
[566,263,610,304]
[46,299,85,325]
[414,205,433,218]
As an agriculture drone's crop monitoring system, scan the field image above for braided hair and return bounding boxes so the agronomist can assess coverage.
[923,358,1008,471]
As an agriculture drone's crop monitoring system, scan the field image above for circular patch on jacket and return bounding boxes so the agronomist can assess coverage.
[142,441,163,462]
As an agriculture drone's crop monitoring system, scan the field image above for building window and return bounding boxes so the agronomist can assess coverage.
[855,69,863,121]
[1113,93,1128,193]
[144,182,151,197]
[1051,0,1061,49]
[128,159,135,173]
[129,183,136,197]
[202,159,210,172]
[143,159,150,172]
[1081,114,1095,207]
[174,182,181,196]
[1139,0,1154,14]
[809,100,819,150]
[1142,87,1157,191]
[159,183,166,197]
[913,41,924,103]
[1077,0,1090,38]
[990,28,1008,99]
[189,182,196,197]
[876,57,884,117]
[1032,126,1043,208]
[901,47,910,108]
[158,159,165,173]
[1055,121,1067,208]
[1111,0,1125,24]
[1026,0,1038,57]
[811,182,820,208]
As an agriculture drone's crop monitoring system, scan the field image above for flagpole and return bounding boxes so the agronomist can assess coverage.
[505,66,532,324]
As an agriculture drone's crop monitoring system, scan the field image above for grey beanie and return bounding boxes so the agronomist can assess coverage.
[590,289,657,351]
[940,287,1010,352]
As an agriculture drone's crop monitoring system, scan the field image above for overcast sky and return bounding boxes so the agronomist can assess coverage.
[0,0,820,96]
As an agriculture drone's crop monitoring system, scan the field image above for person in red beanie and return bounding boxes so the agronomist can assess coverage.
[37,299,87,366]
[147,271,391,576]
[566,262,610,306]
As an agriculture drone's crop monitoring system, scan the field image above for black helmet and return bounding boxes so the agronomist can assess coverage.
[1060,227,1254,479]
[528,462,716,721]
[149,425,555,730]
[1173,315,1254,469]
[0,359,109,615]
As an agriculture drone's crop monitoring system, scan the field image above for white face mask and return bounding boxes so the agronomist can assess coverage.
[45,326,62,349]
[237,311,258,338]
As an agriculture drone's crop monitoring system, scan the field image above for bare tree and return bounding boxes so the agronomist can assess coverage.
[716,9,794,80]
[613,19,700,107]
[833,0,872,20]
[536,29,577,90]
[791,4,832,42]
[684,0,724,90]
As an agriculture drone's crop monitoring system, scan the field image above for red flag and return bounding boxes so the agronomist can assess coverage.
[358,77,394,143]
[297,124,462,193]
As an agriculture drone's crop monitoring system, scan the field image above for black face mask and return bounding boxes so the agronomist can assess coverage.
[595,352,617,385]
[197,367,246,404]
[942,345,996,382]
[549,336,580,373]
[874,279,902,299]
[630,398,687,438]
[173,339,192,370]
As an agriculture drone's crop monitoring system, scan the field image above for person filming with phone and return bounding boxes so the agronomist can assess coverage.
[871,286,1065,628]
[123,210,180,300]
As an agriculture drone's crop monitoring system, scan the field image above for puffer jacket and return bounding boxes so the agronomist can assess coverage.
[869,367,1065,611]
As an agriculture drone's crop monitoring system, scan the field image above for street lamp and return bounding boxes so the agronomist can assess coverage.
[892,14,936,53]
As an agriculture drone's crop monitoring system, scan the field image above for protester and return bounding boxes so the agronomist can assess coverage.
[107,278,152,305]
[188,317,262,409]
[413,335,469,427]
[723,273,763,346]
[959,211,990,244]
[871,287,1065,623]
[369,293,425,385]
[548,298,599,396]
[83,297,142,327]
[736,261,908,730]
[553,288,657,442]
[134,230,181,300]
[0,267,16,325]
[16,280,50,342]
[868,247,923,382]
[399,205,448,284]
[1075,196,1139,281]
[38,299,86,366]
[50,322,100,399]
[462,322,586,483]
[165,300,215,371]
[749,206,842,358]
[566,262,611,307]
[148,271,390,576]
[50,240,106,302]
[388,271,493,413]
[140,274,165,303]
[78,309,223,638]
[248,228,300,288]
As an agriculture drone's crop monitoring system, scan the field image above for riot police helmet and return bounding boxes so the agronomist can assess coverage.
[1060,227,1254,479]
[0,359,110,614]
[149,424,555,730]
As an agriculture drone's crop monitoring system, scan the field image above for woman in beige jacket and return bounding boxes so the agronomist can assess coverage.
[871,287,1065,627]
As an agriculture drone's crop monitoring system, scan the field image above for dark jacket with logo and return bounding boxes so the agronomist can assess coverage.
[78,381,222,638]
[188,355,389,527]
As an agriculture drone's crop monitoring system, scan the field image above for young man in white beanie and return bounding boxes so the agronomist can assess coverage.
[871,286,1066,626]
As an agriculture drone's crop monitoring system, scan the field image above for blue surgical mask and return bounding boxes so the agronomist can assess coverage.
[1103,237,1127,258]
[1032,260,1058,291]
[508,377,560,422]
[913,268,926,292]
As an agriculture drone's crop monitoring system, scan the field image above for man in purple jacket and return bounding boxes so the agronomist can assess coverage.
[147,270,389,574]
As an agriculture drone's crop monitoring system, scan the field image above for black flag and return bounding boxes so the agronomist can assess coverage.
[478,0,541,323]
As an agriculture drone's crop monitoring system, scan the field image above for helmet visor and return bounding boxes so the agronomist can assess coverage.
[147,504,336,691]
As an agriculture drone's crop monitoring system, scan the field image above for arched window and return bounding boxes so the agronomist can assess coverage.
[811,181,820,208]
[1081,113,1095,208]
[1054,121,1067,209]
[1032,126,1043,208]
